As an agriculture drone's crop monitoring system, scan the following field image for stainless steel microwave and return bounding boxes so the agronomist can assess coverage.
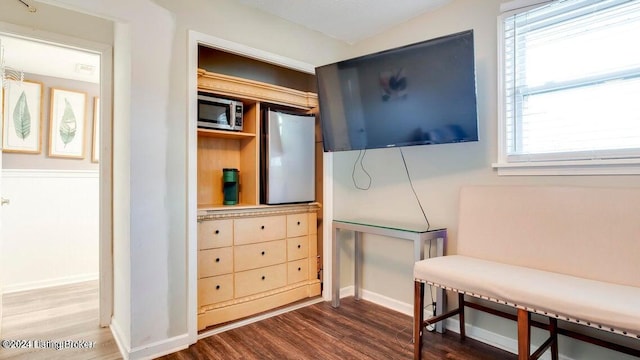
[197,94,243,131]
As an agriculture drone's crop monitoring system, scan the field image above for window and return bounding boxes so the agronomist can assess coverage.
[495,0,640,174]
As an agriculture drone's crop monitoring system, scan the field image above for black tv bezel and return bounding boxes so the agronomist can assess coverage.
[315,29,479,153]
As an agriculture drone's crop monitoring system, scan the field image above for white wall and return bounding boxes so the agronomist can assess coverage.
[2,72,100,170]
[152,0,352,67]
[0,1,113,43]
[332,1,640,359]
[111,20,132,353]
[28,0,350,358]
[0,0,112,342]
[1,170,99,292]
[8,0,634,359]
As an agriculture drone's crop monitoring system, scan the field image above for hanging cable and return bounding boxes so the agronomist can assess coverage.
[17,0,37,12]
[351,149,371,190]
[397,148,435,332]
[399,147,430,230]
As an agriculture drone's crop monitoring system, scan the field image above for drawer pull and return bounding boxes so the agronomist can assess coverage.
[261,225,265,230]
[297,221,301,225]
[297,244,301,249]
[298,267,301,271]
[216,285,220,290]
[215,258,220,263]
[261,276,266,280]
[215,230,220,234]
[261,251,265,256]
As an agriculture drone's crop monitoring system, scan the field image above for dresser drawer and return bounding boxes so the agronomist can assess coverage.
[199,247,233,278]
[308,212,317,235]
[287,213,308,238]
[234,216,286,245]
[287,236,308,261]
[235,264,287,298]
[234,240,286,272]
[288,259,308,285]
[198,274,233,307]
[198,219,233,249]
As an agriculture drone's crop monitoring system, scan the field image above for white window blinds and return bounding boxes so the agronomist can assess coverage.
[502,0,640,162]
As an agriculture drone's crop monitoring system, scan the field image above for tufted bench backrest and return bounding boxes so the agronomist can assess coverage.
[456,186,640,288]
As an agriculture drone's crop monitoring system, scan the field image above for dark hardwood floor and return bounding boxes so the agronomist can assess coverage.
[160,297,514,360]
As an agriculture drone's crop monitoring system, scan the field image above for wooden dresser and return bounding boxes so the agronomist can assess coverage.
[196,67,322,330]
[197,204,321,330]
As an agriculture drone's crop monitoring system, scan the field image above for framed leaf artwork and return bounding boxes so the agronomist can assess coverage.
[92,97,99,163]
[49,88,87,159]
[2,80,43,153]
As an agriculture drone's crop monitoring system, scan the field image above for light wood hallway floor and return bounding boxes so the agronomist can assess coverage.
[0,280,121,360]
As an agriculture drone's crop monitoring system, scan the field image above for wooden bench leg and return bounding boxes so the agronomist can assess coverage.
[414,281,424,360]
[517,309,531,360]
[458,292,466,340]
[550,318,558,360]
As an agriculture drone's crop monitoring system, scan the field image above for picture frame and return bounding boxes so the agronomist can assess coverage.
[49,87,87,159]
[2,80,43,153]
[92,97,99,163]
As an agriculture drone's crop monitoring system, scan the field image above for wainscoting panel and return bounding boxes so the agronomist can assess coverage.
[1,169,99,293]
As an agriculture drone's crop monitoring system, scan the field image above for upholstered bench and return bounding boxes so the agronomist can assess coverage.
[413,186,640,360]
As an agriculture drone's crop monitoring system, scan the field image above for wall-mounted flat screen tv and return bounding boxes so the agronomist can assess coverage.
[316,30,478,152]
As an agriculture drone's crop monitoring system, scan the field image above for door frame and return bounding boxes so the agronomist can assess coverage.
[0,21,114,327]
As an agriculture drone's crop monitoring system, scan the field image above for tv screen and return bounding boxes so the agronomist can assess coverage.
[316,30,478,152]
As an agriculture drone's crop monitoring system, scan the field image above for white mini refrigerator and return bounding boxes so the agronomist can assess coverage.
[261,108,316,204]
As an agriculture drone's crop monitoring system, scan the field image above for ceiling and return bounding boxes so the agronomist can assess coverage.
[236,0,452,44]
[0,34,100,84]
[0,0,450,82]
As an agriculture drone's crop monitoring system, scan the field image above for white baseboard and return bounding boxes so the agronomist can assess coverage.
[2,273,99,294]
[128,334,190,360]
[340,286,413,316]
[111,297,326,359]
[110,319,191,360]
[110,319,129,360]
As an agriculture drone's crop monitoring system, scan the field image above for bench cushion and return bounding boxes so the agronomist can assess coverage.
[414,255,640,338]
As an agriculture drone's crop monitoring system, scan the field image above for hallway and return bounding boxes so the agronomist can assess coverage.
[0,280,120,360]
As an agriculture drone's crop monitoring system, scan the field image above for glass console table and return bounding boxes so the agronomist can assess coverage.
[331,219,447,333]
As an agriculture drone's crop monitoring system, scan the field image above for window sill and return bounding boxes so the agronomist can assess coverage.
[492,159,640,176]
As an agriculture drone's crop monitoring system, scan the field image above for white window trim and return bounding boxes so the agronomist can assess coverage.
[492,158,640,175]
[494,0,640,176]
[500,0,553,12]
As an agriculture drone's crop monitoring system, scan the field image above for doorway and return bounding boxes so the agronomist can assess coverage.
[0,26,113,337]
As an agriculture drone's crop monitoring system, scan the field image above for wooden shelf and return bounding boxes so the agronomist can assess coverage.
[197,99,260,207]
[197,203,259,211]
[198,128,256,140]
